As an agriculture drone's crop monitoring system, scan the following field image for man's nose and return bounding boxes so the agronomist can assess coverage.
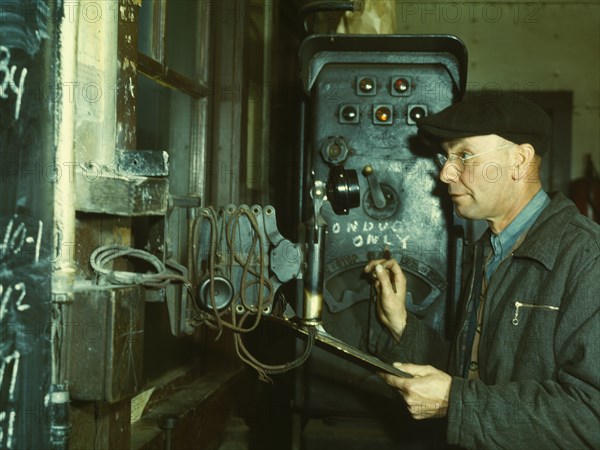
[439,161,461,184]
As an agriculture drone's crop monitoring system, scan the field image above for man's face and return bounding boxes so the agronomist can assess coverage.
[439,134,517,221]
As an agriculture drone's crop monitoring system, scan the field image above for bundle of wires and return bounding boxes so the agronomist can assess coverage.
[90,244,193,294]
[191,206,316,382]
[89,206,316,382]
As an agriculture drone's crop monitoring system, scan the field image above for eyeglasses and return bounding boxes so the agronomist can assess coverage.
[435,142,513,169]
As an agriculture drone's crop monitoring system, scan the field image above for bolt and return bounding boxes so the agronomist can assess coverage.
[328,144,341,159]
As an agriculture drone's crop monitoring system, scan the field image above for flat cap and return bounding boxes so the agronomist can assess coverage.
[417,95,552,155]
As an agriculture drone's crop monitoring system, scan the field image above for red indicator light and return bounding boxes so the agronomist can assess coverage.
[393,78,409,93]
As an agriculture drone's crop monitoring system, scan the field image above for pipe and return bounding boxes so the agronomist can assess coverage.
[52,0,80,382]
[49,385,71,450]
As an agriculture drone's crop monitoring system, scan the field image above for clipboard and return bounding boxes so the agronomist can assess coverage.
[268,315,412,379]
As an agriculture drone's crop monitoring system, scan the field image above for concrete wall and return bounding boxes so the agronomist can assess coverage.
[394,1,600,180]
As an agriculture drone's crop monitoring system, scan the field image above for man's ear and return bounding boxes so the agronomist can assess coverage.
[516,143,536,165]
[511,144,536,181]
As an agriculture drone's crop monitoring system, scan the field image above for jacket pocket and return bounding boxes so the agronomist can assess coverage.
[512,301,559,326]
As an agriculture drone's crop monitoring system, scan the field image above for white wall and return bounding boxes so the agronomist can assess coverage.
[394,1,600,180]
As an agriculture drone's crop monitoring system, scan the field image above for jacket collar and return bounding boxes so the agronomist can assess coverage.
[511,192,577,271]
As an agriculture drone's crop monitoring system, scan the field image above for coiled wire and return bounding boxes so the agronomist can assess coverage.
[90,244,191,289]
[191,205,316,382]
[89,206,315,382]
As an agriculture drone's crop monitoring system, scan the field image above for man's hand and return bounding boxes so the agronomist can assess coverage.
[379,363,452,420]
[364,258,407,341]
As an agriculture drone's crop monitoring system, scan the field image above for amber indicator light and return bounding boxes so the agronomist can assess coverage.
[375,106,391,122]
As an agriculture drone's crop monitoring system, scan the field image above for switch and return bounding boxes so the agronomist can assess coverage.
[362,165,386,209]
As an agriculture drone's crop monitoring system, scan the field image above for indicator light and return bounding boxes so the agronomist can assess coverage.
[376,106,391,122]
[339,104,360,124]
[407,104,427,124]
[373,105,393,125]
[357,77,376,95]
[393,78,409,94]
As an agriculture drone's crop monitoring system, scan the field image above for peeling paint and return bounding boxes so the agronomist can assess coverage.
[122,57,137,73]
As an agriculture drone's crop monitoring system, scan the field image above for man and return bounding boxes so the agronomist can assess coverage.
[364,95,600,449]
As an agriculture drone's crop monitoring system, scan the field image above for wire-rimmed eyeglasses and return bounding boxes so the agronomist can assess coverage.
[435,142,513,169]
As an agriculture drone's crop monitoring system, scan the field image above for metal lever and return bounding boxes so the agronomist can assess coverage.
[302,179,327,324]
[362,165,386,209]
